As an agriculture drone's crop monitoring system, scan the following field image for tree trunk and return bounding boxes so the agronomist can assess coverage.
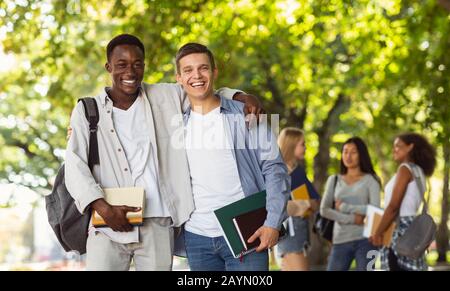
[436,142,450,263]
[23,206,36,262]
[373,141,391,185]
[313,93,349,193]
[286,95,309,129]
[438,0,450,12]
[308,94,350,267]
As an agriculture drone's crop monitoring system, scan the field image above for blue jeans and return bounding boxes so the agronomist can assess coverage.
[184,230,269,271]
[327,238,377,271]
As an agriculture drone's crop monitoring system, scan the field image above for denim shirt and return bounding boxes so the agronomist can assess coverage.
[173,95,290,257]
[183,95,290,230]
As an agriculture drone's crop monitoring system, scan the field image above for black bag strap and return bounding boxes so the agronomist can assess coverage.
[78,98,100,171]
[331,174,338,209]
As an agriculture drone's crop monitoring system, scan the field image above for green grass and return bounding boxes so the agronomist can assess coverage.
[426,250,450,266]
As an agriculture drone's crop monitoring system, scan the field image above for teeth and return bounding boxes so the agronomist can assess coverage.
[191,82,205,87]
[123,80,136,84]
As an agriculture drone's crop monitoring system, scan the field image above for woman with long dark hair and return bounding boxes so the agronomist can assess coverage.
[320,137,381,271]
[370,133,436,271]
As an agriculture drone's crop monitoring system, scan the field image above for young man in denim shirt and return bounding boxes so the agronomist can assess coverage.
[175,43,290,271]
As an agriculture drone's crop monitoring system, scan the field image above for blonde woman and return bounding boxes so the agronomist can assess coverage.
[277,128,320,271]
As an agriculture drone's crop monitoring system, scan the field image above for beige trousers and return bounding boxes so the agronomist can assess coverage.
[86,218,173,271]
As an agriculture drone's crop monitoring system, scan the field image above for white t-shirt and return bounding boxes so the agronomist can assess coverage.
[384,163,425,217]
[112,96,170,218]
[184,107,245,237]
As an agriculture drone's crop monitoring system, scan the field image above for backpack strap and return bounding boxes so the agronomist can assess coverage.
[78,98,100,171]
[407,163,428,215]
[331,174,338,209]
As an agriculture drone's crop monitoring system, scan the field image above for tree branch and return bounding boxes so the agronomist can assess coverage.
[438,0,450,12]
[10,140,37,159]
[313,93,349,192]
[316,93,347,136]
[25,122,60,162]
[286,94,309,128]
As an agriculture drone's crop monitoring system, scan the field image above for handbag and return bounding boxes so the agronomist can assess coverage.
[394,163,436,259]
[313,175,338,242]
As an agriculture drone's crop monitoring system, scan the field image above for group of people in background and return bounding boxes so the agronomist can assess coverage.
[276,128,436,271]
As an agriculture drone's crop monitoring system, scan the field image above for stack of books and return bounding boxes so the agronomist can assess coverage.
[288,166,314,218]
[363,205,396,246]
[214,191,285,258]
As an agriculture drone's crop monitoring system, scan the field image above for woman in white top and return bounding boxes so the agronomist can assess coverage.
[370,133,436,271]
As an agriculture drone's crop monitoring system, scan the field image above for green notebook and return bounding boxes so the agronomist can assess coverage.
[214,190,268,258]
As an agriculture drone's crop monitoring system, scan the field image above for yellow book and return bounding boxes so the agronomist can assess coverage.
[92,187,145,227]
[291,184,310,200]
[290,184,312,217]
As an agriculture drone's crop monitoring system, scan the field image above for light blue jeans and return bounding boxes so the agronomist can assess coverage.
[327,238,377,271]
[184,230,269,271]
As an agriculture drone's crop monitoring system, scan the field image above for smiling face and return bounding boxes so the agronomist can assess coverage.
[105,44,145,97]
[342,142,360,170]
[176,53,217,101]
[393,137,413,163]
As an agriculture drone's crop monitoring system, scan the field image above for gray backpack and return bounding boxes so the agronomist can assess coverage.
[45,98,99,255]
[394,163,436,259]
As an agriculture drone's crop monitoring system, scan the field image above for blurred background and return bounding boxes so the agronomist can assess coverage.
[0,0,449,270]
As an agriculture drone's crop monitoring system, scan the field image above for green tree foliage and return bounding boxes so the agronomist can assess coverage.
[0,0,448,261]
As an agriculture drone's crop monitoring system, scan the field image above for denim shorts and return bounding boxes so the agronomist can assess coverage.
[277,216,310,256]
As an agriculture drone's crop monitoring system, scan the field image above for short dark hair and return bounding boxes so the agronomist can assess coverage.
[106,34,145,62]
[397,133,437,176]
[340,137,381,185]
[175,43,216,73]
